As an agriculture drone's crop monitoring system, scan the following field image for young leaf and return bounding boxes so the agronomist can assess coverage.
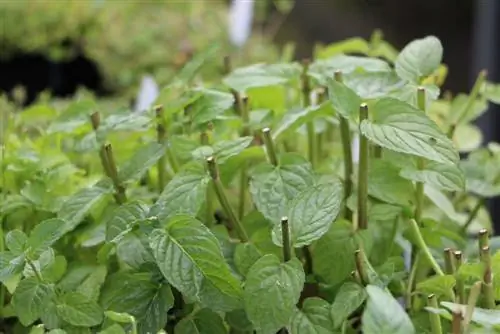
[249,153,315,224]
[174,308,228,334]
[399,161,465,192]
[416,275,456,300]
[289,297,335,334]
[441,302,500,327]
[116,231,155,270]
[343,71,403,100]
[56,292,104,327]
[149,215,243,311]
[331,282,367,328]
[272,181,343,248]
[117,142,166,183]
[234,243,262,277]
[362,285,415,334]
[106,201,148,242]
[0,251,25,283]
[244,255,305,334]
[389,83,440,110]
[104,310,135,324]
[6,230,28,255]
[187,88,234,126]
[327,78,361,120]
[76,265,107,301]
[395,36,443,82]
[360,98,459,165]
[192,137,254,164]
[12,277,55,326]
[223,63,301,92]
[366,160,415,207]
[137,284,174,334]
[149,162,210,221]
[27,218,66,258]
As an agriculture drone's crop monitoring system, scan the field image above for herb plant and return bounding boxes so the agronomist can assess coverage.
[3,33,500,334]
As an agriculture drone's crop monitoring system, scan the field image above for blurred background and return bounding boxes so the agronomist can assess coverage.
[2,0,500,227]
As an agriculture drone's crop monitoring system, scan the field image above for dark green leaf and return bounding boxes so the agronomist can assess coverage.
[116,231,154,270]
[6,230,27,255]
[331,282,367,328]
[56,292,104,327]
[12,277,54,326]
[118,142,166,183]
[27,218,66,258]
[137,284,174,334]
[366,160,415,207]
[234,243,262,277]
[175,308,228,334]
[289,297,335,334]
[395,36,443,82]
[106,201,148,242]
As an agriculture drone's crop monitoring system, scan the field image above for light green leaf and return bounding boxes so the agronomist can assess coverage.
[272,181,343,248]
[424,185,463,223]
[100,113,152,133]
[12,277,54,326]
[449,93,488,125]
[441,302,500,327]
[193,136,254,165]
[400,161,465,192]
[42,255,67,283]
[188,88,234,125]
[249,153,315,224]
[453,123,483,153]
[289,297,335,334]
[481,81,500,105]
[395,36,443,82]
[99,324,126,334]
[104,310,135,324]
[56,292,104,327]
[389,83,440,110]
[244,255,305,334]
[223,63,301,92]
[366,160,415,207]
[0,251,25,283]
[331,282,367,328]
[6,230,28,255]
[27,218,66,258]
[343,71,403,100]
[362,285,415,334]
[106,201,148,242]
[234,243,262,277]
[24,248,55,278]
[416,275,456,300]
[149,163,210,221]
[313,220,356,286]
[76,265,107,301]
[316,38,370,59]
[360,98,459,165]
[149,215,243,311]
[327,78,361,120]
[118,142,166,183]
[456,262,484,281]
[116,231,154,269]
[58,179,113,233]
[174,308,228,334]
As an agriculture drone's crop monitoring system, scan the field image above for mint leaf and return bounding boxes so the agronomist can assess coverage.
[28,218,66,258]
[360,98,458,165]
[272,181,343,248]
[249,153,315,224]
[416,275,456,300]
[344,71,403,100]
[273,103,333,141]
[366,160,415,207]
[118,142,166,184]
[137,284,174,334]
[149,162,210,221]
[149,215,243,311]
[234,243,262,277]
[174,308,228,334]
[395,36,443,82]
[362,285,415,334]
[400,161,465,192]
[105,201,148,242]
[76,265,107,301]
[116,231,154,270]
[0,251,25,282]
[244,255,305,334]
[188,88,234,126]
[327,78,361,120]
[289,297,335,334]
[12,277,54,326]
[56,291,104,327]
[6,230,28,255]
[331,282,367,328]
[223,63,301,92]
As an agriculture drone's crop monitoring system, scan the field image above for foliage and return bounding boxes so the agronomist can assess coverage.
[3,32,500,334]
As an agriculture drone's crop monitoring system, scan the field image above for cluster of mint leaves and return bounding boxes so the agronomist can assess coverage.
[3,33,500,334]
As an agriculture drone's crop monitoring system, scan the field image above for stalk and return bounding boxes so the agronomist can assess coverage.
[478,228,489,252]
[223,55,232,75]
[444,248,456,275]
[238,96,250,220]
[281,217,292,262]
[461,198,484,234]
[262,128,279,167]
[408,219,444,276]
[90,112,113,178]
[354,249,369,285]
[415,87,426,225]
[335,71,353,221]
[155,105,167,192]
[464,281,482,332]
[406,252,421,310]
[480,246,495,309]
[454,251,466,304]
[104,144,127,204]
[451,311,462,334]
[357,103,369,230]
[301,59,316,169]
[427,294,443,334]
[27,258,43,282]
[201,131,214,227]
[206,157,249,242]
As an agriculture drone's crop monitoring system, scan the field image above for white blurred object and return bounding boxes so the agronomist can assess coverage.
[134,75,159,113]
[228,0,254,47]
[352,135,360,163]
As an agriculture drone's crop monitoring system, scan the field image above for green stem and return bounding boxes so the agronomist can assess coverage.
[452,310,462,334]
[223,55,232,75]
[354,249,369,285]
[478,228,489,251]
[408,219,444,276]
[155,105,167,192]
[90,112,113,178]
[444,248,456,275]
[454,251,466,304]
[406,252,421,310]
[281,217,292,262]
[464,281,482,332]
[0,218,4,317]
[104,144,127,204]
[238,96,250,220]
[302,246,313,275]
[480,246,495,309]
[207,157,249,242]
[415,87,426,225]
[262,128,279,167]
[205,184,214,228]
[373,145,382,158]
[358,103,369,230]
[27,258,43,282]
[427,294,443,334]
[462,199,484,234]
[302,59,316,169]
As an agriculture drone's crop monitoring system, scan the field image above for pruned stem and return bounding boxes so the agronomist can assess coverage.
[480,246,496,309]
[281,217,292,262]
[452,310,462,334]
[478,228,489,252]
[262,128,279,167]
[207,157,249,242]
[464,281,482,332]
[155,105,167,192]
[444,248,456,275]
[358,103,369,230]
[427,294,443,334]
[104,144,127,204]
[454,251,466,304]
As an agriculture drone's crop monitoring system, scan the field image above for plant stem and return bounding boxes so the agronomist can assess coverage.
[451,310,462,334]
[357,103,369,230]
[427,294,443,334]
[155,105,167,192]
[480,246,496,309]
[207,157,249,242]
[90,112,113,178]
[335,71,353,222]
[406,252,421,310]
[478,228,489,252]
[281,217,292,262]
[27,258,43,282]
[104,144,127,204]
[462,198,484,234]
[415,87,426,225]
[444,248,456,275]
[238,96,250,220]
[464,281,482,332]
[454,251,466,304]
[262,128,279,167]
[302,59,316,169]
[408,219,444,276]
[302,246,313,275]
[354,249,369,285]
[373,145,382,158]
[223,55,232,75]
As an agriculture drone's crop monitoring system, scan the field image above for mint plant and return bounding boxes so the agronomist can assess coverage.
[3,32,500,333]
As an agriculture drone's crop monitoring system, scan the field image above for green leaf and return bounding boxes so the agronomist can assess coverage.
[313,220,356,286]
[289,297,335,334]
[192,137,254,164]
[395,36,443,82]
[174,308,228,334]
[399,160,465,192]
[6,230,27,255]
[106,201,148,242]
[343,71,403,100]
[42,255,67,283]
[58,179,113,233]
[149,215,243,311]
[316,38,370,59]
[137,284,174,334]
[0,251,25,282]
[100,113,152,133]
[449,93,488,125]
[481,81,500,105]
[116,231,154,270]
[441,302,500,327]
[118,142,166,183]
[389,83,440,110]
[99,324,126,334]
[12,277,54,326]
[366,160,415,207]
[249,153,315,224]
[360,98,459,165]
[76,265,107,301]
[104,311,135,324]
[331,282,367,328]
[362,285,415,334]
[225,309,253,332]
[27,218,66,258]
[327,78,361,120]
[56,292,104,327]
[188,88,234,125]
[234,243,262,277]
[223,63,301,92]
[456,262,484,281]
[149,163,210,221]
[416,275,456,300]
[272,181,343,248]
[244,255,305,334]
